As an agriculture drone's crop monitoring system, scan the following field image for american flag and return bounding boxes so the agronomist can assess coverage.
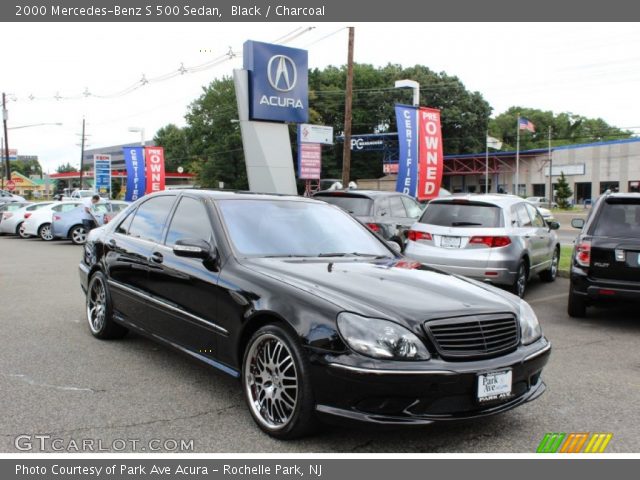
[518,117,536,133]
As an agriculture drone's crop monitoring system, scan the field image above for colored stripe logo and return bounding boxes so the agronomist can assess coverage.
[537,433,612,453]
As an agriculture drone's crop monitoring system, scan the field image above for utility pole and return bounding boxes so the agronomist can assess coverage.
[341,27,355,187]
[3,93,10,187]
[548,125,553,208]
[78,118,86,189]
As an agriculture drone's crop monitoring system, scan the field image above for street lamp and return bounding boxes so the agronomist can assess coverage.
[128,126,145,146]
[394,79,420,106]
[9,122,63,130]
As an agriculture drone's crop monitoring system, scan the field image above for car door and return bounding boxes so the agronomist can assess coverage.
[144,195,224,355]
[105,195,175,331]
[524,203,552,270]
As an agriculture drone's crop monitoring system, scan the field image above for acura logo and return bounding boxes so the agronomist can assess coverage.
[267,55,297,92]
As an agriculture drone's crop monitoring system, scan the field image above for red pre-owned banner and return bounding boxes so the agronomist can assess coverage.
[417,107,444,201]
[145,146,166,194]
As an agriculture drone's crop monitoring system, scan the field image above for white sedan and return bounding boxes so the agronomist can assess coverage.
[22,201,82,240]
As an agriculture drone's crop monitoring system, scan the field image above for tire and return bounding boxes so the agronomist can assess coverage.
[511,260,528,298]
[539,247,559,282]
[242,324,317,439]
[567,288,587,318]
[17,222,29,238]
[38,223,54,241]
[86,271,128,339]
[70,225,88,245]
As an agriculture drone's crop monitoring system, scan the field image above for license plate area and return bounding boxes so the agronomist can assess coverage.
[477,369,512,403]
[440,235,461,249]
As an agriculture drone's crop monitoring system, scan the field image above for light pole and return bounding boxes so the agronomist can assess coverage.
[394,79,420,107]
[128,127,145,146]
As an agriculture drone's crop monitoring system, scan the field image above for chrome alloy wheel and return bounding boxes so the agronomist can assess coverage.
[516,263,527,297]
[550,249,559,279]
[40,223,54,241]
[87,276,107,334]
[71,226,87,245]
[244,333,299,430]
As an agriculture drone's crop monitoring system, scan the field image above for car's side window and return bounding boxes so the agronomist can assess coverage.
[401,196,423,218]
[164,197,214,247]
[525,204,545,228]
[515,203,532,227]
[375,197,391,216]
[127,196,175,243]
[51,205,63,213]
[115,210,135,235]
[389,196,407,217]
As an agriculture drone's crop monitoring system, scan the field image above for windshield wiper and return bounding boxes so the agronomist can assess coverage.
[317,252,390,258]
[262,254,315,258]
[451,221,483,226]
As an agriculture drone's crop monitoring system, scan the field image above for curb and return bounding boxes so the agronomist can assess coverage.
[558,270,570,279]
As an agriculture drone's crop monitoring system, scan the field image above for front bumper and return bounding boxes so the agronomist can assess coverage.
[570,265,640,302]
[311,338,551,425]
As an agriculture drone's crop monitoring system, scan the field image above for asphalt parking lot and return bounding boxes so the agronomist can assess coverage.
[1,235,639,453]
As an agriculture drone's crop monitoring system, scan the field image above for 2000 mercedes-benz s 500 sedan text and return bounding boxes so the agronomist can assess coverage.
[79,190,551,439]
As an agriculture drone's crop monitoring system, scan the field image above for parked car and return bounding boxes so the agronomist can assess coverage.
[22,201,82,240]
[0,202,53,237]
[52,200,129,245]
[526,196,558,209]
[568,192,640,317]
[527,202,555,222]
[0,202,32,228]
[60,189,96,201]
[0,189,26,204]
[404,195,561,298]
[313,190,424,250]
[79,190,550,439]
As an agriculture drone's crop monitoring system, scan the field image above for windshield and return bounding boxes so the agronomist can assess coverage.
[593,200,640,238]
[217,199,391,258]
[419,202,504,228]
[314,195,373,216]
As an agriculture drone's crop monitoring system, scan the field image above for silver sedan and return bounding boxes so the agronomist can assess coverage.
[404,194,560,297]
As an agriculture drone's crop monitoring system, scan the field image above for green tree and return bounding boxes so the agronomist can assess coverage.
[56,162,78,173]
[489,107,632,151]
[153,124,190,173]
[555,172,573,209]
[10,158,44,177]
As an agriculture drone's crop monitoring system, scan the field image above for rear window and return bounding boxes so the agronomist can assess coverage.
[314,195,373,216]
[419,202,504,228]
[593,199,640,238]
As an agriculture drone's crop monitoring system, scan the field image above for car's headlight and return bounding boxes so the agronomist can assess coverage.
[519,300,542,345]
[337,312,430,360]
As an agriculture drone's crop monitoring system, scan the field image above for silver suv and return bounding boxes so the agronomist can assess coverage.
[404,194,560,297]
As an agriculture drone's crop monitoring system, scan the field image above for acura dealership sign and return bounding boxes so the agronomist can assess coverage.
[243,40,308,123]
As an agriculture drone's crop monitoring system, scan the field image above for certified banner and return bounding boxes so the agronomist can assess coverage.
[395,104,418,196]
[123,147,146,201]
[417,107,444,201]
[93,154,112,198]
[144,146,166,194]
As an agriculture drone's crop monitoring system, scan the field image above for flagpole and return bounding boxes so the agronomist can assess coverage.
[485,129,489,194]
[515,115,520,196]
[548,125,553,208]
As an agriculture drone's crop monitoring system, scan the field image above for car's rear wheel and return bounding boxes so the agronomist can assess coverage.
[242,324,317,439]
[86,271,128,339]
[567,288,587,318]
[70,225,88,245]
[539,247,559,282]
[511,260,528,298]
[39,223,54,241]
[17,222,29,238]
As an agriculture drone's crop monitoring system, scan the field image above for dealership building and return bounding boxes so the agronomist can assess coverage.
[362,138,640,202]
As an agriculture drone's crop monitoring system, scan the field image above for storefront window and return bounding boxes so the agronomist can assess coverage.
[629,181,640,193]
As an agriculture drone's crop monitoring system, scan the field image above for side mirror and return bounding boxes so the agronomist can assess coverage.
[173,238,213,260]
[387,241,402,254]
[571,218,585,230]
[547,221,560,230]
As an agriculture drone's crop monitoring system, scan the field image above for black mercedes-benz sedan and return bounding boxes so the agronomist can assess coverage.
[79,190,551,439]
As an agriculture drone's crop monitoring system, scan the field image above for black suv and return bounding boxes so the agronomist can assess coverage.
[568,192,640,317]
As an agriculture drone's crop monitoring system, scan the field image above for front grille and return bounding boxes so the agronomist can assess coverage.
[424,313,519,360]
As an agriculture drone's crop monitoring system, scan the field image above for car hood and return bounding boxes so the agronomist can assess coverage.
[245,257,519,332]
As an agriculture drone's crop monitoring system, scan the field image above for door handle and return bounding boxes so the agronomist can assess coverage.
[150,252,164,264]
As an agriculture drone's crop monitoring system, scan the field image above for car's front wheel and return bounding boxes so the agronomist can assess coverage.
[86,271,128,339]
[70,225,88,245]
[39,223,54,241]
[242,324,317,439]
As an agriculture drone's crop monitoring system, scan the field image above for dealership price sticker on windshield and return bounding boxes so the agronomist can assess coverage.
[477,370,512,402]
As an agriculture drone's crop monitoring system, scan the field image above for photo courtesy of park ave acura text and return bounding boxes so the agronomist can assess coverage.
[1,1,640,467]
